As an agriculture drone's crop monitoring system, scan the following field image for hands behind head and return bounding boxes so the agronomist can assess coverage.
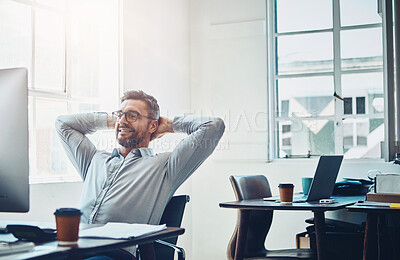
[150,117,174,141]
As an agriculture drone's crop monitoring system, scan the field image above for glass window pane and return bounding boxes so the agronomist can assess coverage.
[277,119,335,158]
[34,8,65,91]
[276,0,332,33]
[28,97,35,176]
[341,28,383,70]
[0,1,31,85]
[70,0,119,105]
[70,102,117,152]
[277,32,333,75]
[277,76,334,118]
[342,73,383,115]
[34,99,70,177]
[342,118,384,159]
[70,103,100,113]
[340,0,382,27]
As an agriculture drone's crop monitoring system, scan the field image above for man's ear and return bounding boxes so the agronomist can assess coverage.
[148,120,159,134]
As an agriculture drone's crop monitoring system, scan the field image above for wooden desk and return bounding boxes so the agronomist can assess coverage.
[220,196,361,260]
[0,227,184,260]
[347,204,400,260]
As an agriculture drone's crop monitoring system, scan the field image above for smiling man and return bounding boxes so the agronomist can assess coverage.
[55,90,224,258]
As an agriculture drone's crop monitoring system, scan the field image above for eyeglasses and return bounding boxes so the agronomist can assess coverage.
[112,110,157,123]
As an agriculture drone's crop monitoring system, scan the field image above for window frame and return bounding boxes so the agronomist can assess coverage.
[7,0,122,183]
[267,0,385,160]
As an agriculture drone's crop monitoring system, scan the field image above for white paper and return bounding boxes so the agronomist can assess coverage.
[376,173,400,194]
[79,223,167,239]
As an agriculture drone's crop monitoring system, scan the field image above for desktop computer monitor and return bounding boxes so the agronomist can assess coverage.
[0,68,29,212]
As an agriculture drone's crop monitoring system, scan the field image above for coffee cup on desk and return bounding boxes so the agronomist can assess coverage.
[54,208,82,245]
[278,183,294,204]
[302,177,313,195]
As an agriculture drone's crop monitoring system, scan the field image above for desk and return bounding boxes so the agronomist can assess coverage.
[0,227,184,260]
[347,204,400,260]
[220,196,361,260]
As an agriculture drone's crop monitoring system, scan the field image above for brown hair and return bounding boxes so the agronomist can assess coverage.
[121,90,160,120]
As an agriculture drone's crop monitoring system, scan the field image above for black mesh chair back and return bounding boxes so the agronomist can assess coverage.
[155,195,190,260]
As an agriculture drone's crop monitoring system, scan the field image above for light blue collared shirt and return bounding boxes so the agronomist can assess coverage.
[55,113,225,225]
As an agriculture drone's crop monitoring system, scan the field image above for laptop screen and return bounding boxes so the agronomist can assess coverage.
[306,155,344,202]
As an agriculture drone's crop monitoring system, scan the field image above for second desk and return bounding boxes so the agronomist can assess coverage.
[219,196,362,260]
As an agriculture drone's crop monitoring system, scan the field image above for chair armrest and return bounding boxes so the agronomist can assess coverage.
[155,239,186,260]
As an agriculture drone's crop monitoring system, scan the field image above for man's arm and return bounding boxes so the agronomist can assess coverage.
[163,115,225,188]
[55,112,109,180]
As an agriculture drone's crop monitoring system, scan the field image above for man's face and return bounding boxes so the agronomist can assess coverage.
[115,99,154,148]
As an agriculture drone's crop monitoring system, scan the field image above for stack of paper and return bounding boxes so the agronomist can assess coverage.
[79,223,166,239]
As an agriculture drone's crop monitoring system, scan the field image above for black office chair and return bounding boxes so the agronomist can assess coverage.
[138,195,190,260]
[227,175,315,260]
[302,217,364,260]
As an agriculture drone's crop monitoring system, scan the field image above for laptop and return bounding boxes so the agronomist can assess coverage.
[266,155,344,203]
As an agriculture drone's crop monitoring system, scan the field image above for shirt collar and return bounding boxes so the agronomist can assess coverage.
[108,147,154,161]
[111,148,120,158]
[106,148,121,163]
[133,147,154,157]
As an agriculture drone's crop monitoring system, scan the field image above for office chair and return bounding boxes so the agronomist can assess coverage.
[138,195,190,260]
[227,175,315,260]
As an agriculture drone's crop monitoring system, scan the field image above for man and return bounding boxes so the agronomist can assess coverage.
[55,90,225,258]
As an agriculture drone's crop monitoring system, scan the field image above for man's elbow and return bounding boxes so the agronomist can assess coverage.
[55,115,65,128]
[54,115,70,132]
[211,117,225,139]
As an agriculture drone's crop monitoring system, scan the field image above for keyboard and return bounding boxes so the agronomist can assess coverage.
[0,241,35,256]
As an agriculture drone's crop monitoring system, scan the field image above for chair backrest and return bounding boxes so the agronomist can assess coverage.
[227,175,274,259]
[155,195,190,260]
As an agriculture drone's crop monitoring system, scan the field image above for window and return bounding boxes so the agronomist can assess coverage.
[268,0,384,159]
[0,0,120,182]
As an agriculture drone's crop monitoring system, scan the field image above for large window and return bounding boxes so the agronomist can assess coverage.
[268,0,384,159]
[0,0,120,182]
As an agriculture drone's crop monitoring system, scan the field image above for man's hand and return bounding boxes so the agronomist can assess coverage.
[151,117,174,141]
[107,114,117,129]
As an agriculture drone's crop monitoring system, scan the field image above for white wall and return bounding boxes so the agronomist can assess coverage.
[123,0,191,117]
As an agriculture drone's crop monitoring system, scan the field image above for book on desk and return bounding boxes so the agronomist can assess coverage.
[366,192,400,203]
[353,192,400,208]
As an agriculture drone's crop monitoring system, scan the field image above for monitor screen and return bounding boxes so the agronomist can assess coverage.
[0,68,29,212]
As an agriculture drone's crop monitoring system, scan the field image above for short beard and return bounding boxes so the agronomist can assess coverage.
[118,133,145,148]
[117,121,152,148]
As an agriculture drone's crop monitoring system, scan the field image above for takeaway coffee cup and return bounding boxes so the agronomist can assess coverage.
[54,208,82,245]
[278,183,294,203]
[302,177,313,195]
